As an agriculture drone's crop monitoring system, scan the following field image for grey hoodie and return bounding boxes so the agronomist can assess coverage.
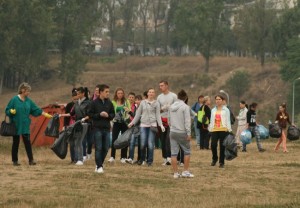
[168,100,191,136]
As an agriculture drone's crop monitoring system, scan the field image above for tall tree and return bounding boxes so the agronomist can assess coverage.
[137,0,151,56]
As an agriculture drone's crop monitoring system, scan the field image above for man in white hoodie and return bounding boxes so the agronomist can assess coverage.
[168,90,194,178]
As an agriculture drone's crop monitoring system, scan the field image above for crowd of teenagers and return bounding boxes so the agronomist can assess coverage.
[5,81,294,178]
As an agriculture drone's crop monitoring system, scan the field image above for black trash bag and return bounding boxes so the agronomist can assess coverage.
[269,123,282,138]
[45,114,60,138]
[287,126,300,141]
[114,128,134,149]
[223,133,238,161]
[51,130,68,159]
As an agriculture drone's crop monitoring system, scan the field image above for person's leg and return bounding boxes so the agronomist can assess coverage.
[22,134,34,162]
[70,140,76,162]
[137,135,141,161]
[147,128,155,165]
[282,130,287,152]
[210,132,219,164]
[77,123,88,162]
[253,126,263,151]
[194,119,200,147]
[219,131,228,165]
[200,129,205,149]
[94,130,103,168]
[87,128,94,155]
[203,130,210,150]
[110,123,120,159]
[274,137,282,151]
[170,132,180,173]
[165,127,172,162]
[120,123,128,159]
[129,134,135,160]
[82,134,87,158]
[102,131,111,164]
[139,127,147,163]
[12,135,20,163]
[159,128,167,159]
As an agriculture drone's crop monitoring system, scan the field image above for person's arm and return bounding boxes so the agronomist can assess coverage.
[185,106,192,137]
[129,102,143,126]
[5,97,16,117]
[225,108,232,132]
[29,99,52,118]
[108,102,115,120]
[156,102,163,127]
[205,106,211,123]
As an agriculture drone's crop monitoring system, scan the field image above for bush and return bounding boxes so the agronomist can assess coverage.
[226,70,250,100]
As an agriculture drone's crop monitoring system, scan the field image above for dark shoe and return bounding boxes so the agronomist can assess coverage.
[137,160,143,166]
[147,163,152,167]
[219,164,224,168]
[242,149,247,152]
[13,162,21,166]
[211,161,217,166]
[259,148,266,152]
[29,161,37,165]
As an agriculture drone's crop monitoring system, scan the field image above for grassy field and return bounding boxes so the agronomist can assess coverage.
[0,137,300,208]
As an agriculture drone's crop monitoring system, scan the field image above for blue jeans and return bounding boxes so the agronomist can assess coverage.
[194,119,200,146]
[140,127,155,164]
[129,134,140,160]
[94,129,110,168]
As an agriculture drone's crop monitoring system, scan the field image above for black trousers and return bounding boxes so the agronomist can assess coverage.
[111,122,128,159]
[12,134,34,162]
[159,126,171,159]
[211,131,229,165]
[200,129,210,149]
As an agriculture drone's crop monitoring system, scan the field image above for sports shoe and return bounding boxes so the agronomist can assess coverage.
[120,158,126,163]
[108,157,115,163]
[211,161,217,166]
[161,158,167,165]
[242,149,247,152]
[29,161,36,166]
[180,162,184,167]
[259,148,266,152]
[181,171,194,178]
[125,158,133,164]
[83,156,87,162]
[219,164,224,168]
[95,167,104,173]
[173,172,181,179]
[137,160,145,166]
[75,161,84,165]
[87,154,92,160]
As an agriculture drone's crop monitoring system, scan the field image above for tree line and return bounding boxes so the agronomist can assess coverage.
[0,0,299,92]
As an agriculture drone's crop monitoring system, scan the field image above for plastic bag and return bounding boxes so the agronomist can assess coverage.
[223,133,237,161]
[51,130,68,159]
[114,128,134,149]
[240,129,252,144]
[287,126,300,141]
[269,123,282,138]
[45,114,60,138]
[257,125,269,140]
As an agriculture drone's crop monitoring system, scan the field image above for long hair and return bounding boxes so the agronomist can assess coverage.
[113,87,126,104]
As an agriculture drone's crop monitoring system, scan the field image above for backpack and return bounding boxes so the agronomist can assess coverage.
[197,105,209,128]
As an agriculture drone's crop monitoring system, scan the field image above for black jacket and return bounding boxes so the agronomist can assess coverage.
[88,98,115,131]
[70,98,91,121]
[247,109,257,127]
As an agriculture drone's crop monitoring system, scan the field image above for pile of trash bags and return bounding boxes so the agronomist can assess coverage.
[240,129,252,145]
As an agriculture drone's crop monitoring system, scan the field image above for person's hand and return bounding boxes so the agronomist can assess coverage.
[10,109,16,115]
[100,111,108,118]
[124,107,130,112]
[128,123,133,128]
[43,112,52,118]
[160,125,165,132]
[81,118,86,123]
[186,135,192,141]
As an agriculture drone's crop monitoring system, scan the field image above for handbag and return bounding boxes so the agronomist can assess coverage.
[0,116,17,136]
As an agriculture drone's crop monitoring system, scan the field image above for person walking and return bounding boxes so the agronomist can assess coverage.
[191,95,204,148]
[242,102,265,152]
[274,103,292,153]
[128,88,165,166]
[235,101,248,147]
[88,84,115,173]
[169,90,194,178]
[108,88,131,163]
[208,95,232,168]
[5,82,52,166]
[157,80,177,166]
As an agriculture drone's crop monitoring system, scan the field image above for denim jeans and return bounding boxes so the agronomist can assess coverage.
[94,129,110,168]
[129,134,140,160]
[75,123,88,162]
[140,127,155,164]
[194,119,200,146]
[242,126,263,151]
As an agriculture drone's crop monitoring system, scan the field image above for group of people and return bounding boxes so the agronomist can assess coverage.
[5,81,294,178]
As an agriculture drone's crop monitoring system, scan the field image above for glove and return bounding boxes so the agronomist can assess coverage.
[10,109,16,115]
[160,125,165,132]
[43,112,52,119]
[81,118,86,123]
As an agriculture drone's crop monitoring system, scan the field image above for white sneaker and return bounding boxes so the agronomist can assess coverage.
[83,156,87,162]
[181,171,194,178]
[75,161,84,166]
[108,157,115,163]
[180,163,184,167]
[120,158,126,164]
[95,167,104,173]
[87,154,92,160]
[125,158,133,164]
[173,172,181,179]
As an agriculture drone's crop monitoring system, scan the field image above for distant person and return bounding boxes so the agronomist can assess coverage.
[198,96,211,150]
[157,80,177,166]
[235,101,248,147]
[274,103,292,153]
[169,90,194,178]
[88,84,115,173]
[5,82,52,166]
[242,102,265,152]
[191,95,204,148]
[208,95,232,168]
[128,88,165,166]
[108,88,131,163]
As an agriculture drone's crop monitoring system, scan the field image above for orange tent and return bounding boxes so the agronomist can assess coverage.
[30,104,66,146]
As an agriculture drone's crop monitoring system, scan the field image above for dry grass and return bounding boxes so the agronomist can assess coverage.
[0,137,300,208]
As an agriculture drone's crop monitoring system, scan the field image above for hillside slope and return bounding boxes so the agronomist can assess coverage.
[0,56,288,124]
